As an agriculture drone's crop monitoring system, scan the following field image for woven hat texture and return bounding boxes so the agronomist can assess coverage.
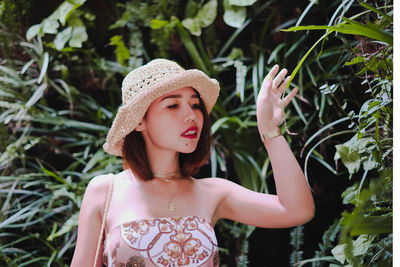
[103,59,220,156]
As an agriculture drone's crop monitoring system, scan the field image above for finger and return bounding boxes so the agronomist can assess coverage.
[266,64,279,82]
[260,76,273,98]
[283,87,299,107]
[276,76,291,98]
[273,68,288,93]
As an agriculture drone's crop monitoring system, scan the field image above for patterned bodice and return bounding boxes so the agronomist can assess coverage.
[103,216,219,266]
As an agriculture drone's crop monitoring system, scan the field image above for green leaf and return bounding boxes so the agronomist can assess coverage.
[40,166,69,185]
[227,47,244,60]
[331,244,346,264]
[197,0,218,28]
[211,116,245,134]
[21,59,36,74]
[110,35,130,65]
[26,83,47,108]
[26,24,41,41]
[353,234,374,256]
[182,0,217,35]
[109,11,132,30]
[185,0,200,18]
[29,115,109,131]
[57,0,86,25]
[68,26,88,48]
[182,18,202,36]
[350,216,392,235]
[234,60,247,102]
[52,187,80,206]
[149,19,169,29]
[173,17,210,74]
[344,56,366,66]
[82,151,105,174]
[47,213,79,241]
[224,0,247,28]
[37,52,49,84]
[84,12,96,21]
[54,26,72,50]
[359,1,392,22]
[229,0,257,6]
[334,143,360,175]
[43,18,59,34]
[212,117,232,134]
[283,19,393,46]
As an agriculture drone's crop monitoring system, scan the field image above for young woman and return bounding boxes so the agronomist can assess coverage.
[71,59,315,267]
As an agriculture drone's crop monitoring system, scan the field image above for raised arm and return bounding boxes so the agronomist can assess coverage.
[215,65,315,228]
[71,175,109,267]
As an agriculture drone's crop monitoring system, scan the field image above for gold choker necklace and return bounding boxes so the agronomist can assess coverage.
[152,172,182,182]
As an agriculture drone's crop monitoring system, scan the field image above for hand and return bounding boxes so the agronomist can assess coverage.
[256,65,298,134]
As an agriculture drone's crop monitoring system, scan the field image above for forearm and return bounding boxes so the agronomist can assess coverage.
[264,135,315,222]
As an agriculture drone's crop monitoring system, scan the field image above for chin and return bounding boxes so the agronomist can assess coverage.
[179,146,197,154]
[178,143,198,153]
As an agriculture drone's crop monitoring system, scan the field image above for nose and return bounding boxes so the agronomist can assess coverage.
[183,104,197,123]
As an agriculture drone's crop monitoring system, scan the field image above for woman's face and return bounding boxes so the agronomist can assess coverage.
[138,86,204,154]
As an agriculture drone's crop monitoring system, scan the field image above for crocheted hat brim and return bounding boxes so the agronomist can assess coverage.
[103,69,220,156]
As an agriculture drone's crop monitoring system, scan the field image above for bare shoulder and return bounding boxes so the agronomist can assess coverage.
[84,173,115,209]
[192,177,237,196]
[87,173,113,192]
[195,177,238,187]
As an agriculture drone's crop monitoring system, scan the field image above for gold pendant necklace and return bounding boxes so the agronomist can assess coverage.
[168,201,176,212]
[151,179,181,212]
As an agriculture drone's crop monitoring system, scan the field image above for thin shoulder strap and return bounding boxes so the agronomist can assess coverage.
[93,174,114,267]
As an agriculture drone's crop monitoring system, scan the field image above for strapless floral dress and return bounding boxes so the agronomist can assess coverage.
[103,216,219,266]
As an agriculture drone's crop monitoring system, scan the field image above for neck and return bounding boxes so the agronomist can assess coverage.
[145,145,180,175]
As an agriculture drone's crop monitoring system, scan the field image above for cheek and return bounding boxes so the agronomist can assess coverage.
[197,111,204,128]
[145,111,178,138]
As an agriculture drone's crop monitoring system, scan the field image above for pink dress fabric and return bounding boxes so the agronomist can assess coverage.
[102,172,219,266]
[103,216,219,266]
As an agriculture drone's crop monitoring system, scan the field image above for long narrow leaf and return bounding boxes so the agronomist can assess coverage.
[359,2,392,22]
[284,21,392,46]
[174,18,209,75]
[37,52,49,83]
[295,0,319,27]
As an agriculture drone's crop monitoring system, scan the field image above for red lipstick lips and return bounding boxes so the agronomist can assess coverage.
[181,126,198,139]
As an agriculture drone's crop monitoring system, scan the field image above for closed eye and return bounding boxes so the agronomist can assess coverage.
[167,104,178,109]
[191,103,200,109]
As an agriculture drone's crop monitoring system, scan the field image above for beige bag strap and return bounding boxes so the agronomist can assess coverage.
[93,174,114,267]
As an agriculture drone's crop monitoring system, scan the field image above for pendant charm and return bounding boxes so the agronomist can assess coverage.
[169,201,176,212]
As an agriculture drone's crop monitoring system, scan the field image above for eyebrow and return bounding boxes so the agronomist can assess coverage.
[161,94,199,101]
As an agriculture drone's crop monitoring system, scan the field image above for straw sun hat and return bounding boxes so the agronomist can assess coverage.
[103,59,220,156]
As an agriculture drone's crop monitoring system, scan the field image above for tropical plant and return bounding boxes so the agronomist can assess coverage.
[0,0,393,266]
[0,23,122,265]
[284,1,393,266]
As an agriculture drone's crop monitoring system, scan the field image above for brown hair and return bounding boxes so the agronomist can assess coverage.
[122,90,212,180]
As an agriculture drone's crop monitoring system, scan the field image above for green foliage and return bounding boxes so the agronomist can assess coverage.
[291,1,393,266]
[182,0,218,36]
[290,226,305,265]
[109,35,130,65]
[223,0,257,28]
[0,0,393,266]
[0,25,121,265]
[26,0,90,50]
